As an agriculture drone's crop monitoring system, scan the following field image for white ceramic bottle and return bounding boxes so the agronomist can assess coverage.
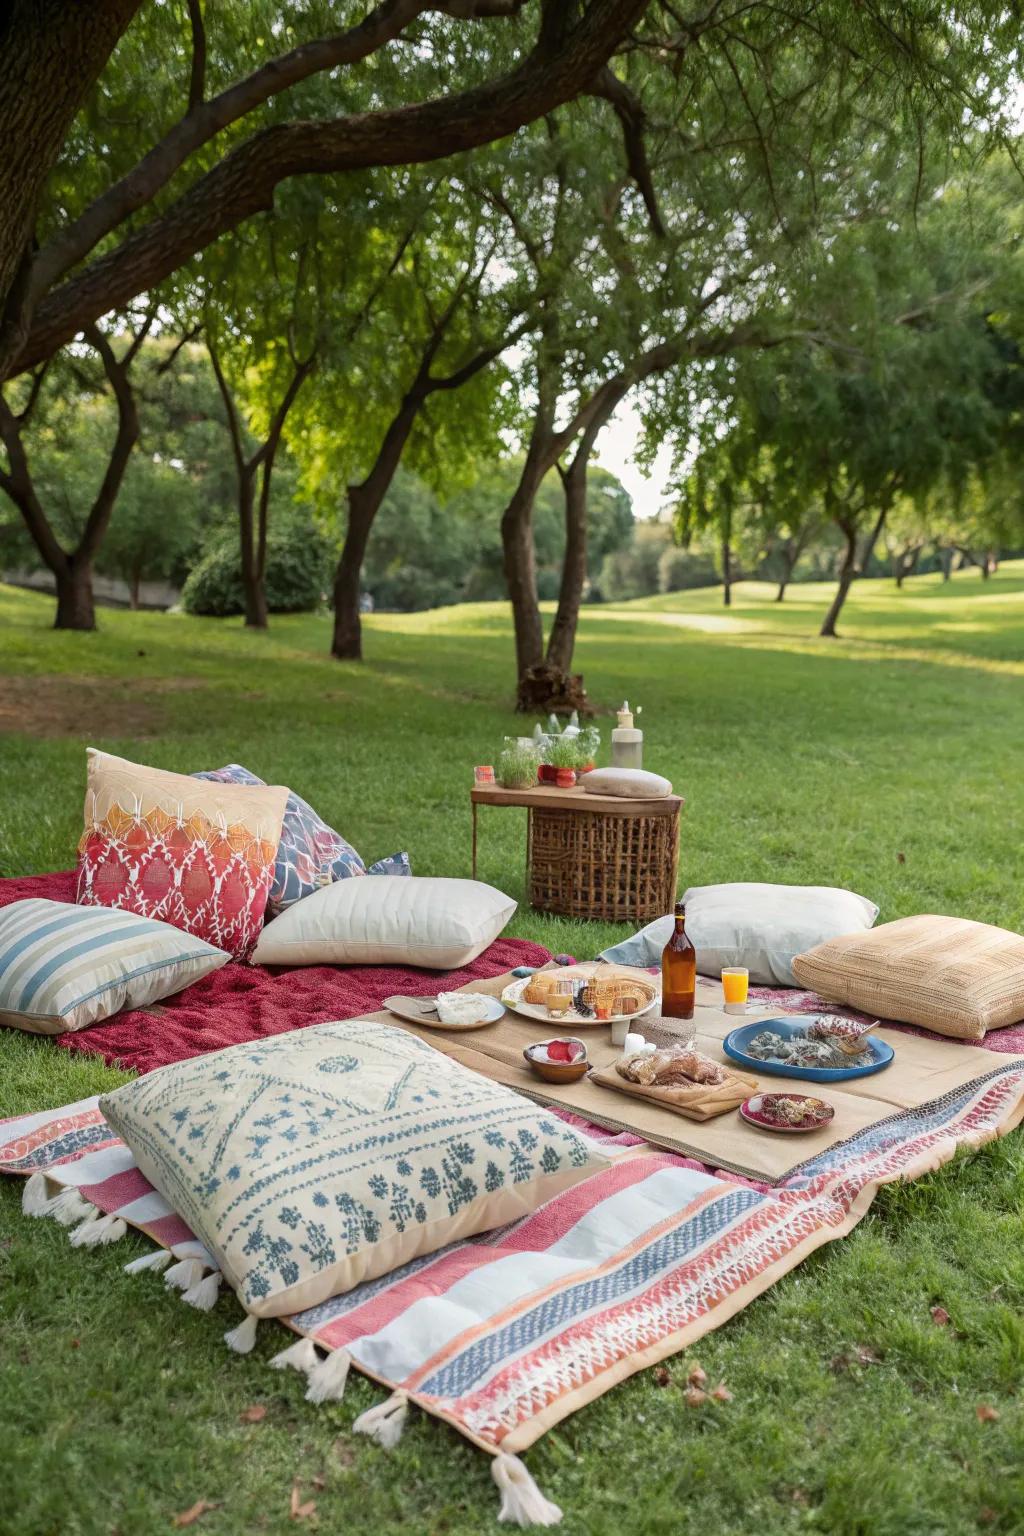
[610,701,643,769]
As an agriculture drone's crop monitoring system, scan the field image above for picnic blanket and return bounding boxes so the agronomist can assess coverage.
[6,1055,1024,1483]
[0,871,550,1073]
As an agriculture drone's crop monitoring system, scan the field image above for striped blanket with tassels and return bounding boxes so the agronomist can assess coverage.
[5,1064,1024,1527]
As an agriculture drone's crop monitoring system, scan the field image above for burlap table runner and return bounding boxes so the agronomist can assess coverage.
[364,969,1024,1183]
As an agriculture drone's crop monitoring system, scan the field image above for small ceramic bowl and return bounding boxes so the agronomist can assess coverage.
[524,1038,589,1084]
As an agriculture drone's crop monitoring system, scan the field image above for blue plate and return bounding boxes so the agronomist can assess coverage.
[723,1016,894,1082]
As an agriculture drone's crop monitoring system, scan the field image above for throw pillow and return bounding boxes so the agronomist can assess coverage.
[601,881,878,986]
[193,764,410,913]
[0,898,228,1035]
[581,767,673,798]
[78,749,288,959]
[250,875,516,969]
[792,913,1024,1040]
[99,1018,607,1315]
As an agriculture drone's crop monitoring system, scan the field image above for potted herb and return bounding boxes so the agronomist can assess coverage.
[497,742,540,789]
[541,736,584,787]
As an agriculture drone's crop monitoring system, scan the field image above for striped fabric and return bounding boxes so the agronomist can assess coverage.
[0,899,228,1035]
[6,1059,1023,1454]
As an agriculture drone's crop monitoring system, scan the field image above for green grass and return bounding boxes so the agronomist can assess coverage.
[1,565,1023,1535]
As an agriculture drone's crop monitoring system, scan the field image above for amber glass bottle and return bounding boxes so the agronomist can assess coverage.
[661,901,696,1020]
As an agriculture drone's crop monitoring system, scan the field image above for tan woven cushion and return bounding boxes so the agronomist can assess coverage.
[791,915,1024,1040]
[581,767,672,798]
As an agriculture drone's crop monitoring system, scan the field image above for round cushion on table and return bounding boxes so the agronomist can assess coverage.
[581,767,672,799]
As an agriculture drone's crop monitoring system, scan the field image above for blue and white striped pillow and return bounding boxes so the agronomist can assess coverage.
[0,899,229,1036]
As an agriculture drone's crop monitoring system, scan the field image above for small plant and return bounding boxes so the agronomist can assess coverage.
[497,742,540,789]
[543,736,584,770]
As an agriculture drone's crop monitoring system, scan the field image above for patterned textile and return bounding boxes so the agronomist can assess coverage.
[193,764,410,914]
[98,1019,607,1317]
[6,1058,1024,1453]
[0,899,228,1035]
[78,750,288,959]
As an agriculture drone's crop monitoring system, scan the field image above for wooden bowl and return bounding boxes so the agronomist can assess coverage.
[524,1039,589,1084]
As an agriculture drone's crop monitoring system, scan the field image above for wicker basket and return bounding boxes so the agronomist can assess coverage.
[528,804,679,923]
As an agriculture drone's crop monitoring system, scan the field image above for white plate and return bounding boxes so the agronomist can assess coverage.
[500,971,659,1028]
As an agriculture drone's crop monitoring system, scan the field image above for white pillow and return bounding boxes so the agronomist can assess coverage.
[0,898,228,1035]
[251,875,516,969]
[582,767,672,798]
[600,882,878,986]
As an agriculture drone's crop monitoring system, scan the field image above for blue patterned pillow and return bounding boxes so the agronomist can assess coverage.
[193,765,409,915]
[100,1018,607,1316]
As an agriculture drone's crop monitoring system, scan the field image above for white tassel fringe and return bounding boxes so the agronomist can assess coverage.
[352,1391,408,1449]
[224,1313,259,1355]
[22,1174,97,1227]
[164,1257,205,1292]
[305,1347,351,1405]
[491,1453,563,1527]
[68,1212,127,1248]
[268,1337,319,1375]
[21,1172,52,1214]
[181,1270,222,1311]
[124,1249,173,1275]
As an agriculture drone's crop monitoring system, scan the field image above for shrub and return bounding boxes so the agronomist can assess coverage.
[182,522,331,617]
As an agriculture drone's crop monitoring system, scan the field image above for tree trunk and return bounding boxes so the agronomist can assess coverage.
[502,471,547,692]
[236,471,268,629]
[776,577,789,602]
[722,535,733,607]
[534,449,592,716]
[129,568,141,609]
[0,0,142,379]
[820,525,857,638]
[331,489,376,660]
[53,557,96,630]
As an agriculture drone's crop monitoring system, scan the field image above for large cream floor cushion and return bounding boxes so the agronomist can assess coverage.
[251,875,516,969]
[792,914,1024,1040]
[100,1018,606,1316]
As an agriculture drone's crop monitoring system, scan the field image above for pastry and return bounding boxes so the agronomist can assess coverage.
[617,1045,727,1088]
[523,975,556,1005]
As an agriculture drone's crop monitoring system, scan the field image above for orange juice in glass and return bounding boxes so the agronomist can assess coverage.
[722,967,749,1015]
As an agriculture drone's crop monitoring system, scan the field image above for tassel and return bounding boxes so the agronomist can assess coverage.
[46,1188,97,1227]
[491,1453,563,1527]
[164,1257,205,1293]
[22,1172,52,1214]
[224,1314,259,1355]
[68,1212,127,1248]
[124,1249,173,1275]
[181,1269,222,1311]
[268,1337,319,1375]
[305,1347,351,1405]
[352,1391,408,1449]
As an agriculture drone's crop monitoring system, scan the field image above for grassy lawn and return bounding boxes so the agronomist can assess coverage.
[1,565,1023,1535]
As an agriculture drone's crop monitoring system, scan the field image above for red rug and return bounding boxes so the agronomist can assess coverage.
[0,871,551,1075]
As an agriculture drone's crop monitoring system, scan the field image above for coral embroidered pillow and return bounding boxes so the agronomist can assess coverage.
[78,749,288,958]
[99,1018,607,1317]
[0,898,228,1035]
[193,764,409,914]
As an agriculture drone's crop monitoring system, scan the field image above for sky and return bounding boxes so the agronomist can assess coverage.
[593,395,676,522]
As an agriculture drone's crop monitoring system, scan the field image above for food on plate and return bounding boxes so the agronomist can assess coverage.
[617,1044,727,1088]
[524,975,556,1005]
[745,1024,874,1069]
[756,1093,832,1128]
[547,993,572,1015]
[583,975,657,1016]
[531,1039,586,1065]
[435,992,492,1025]
[805,1016,876,1056]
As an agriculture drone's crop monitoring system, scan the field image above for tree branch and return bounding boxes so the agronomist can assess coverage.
[588,64,665,236]
[185,0,206,111]
[78,322,141,560]
[14,0,650,375]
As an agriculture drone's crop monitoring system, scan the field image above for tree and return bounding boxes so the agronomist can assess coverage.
[0,311,153,627]
[2,0,654,382]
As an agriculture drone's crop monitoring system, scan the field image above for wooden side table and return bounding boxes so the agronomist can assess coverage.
[471,782,683,923]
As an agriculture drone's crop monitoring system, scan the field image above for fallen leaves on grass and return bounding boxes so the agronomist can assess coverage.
[687,1364,707,1388]
[930,1306,950,1327]
[830,1345,882,1373]
[239,1404,267,1424]
[333,1439,356,1469]
[711,1382,733,1403]
[172,1501,220,1528]
[652,1366,672,1387]
[684,1386,708,1408]
[290,1483,317,1521]
[976,1403,1000,1424]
